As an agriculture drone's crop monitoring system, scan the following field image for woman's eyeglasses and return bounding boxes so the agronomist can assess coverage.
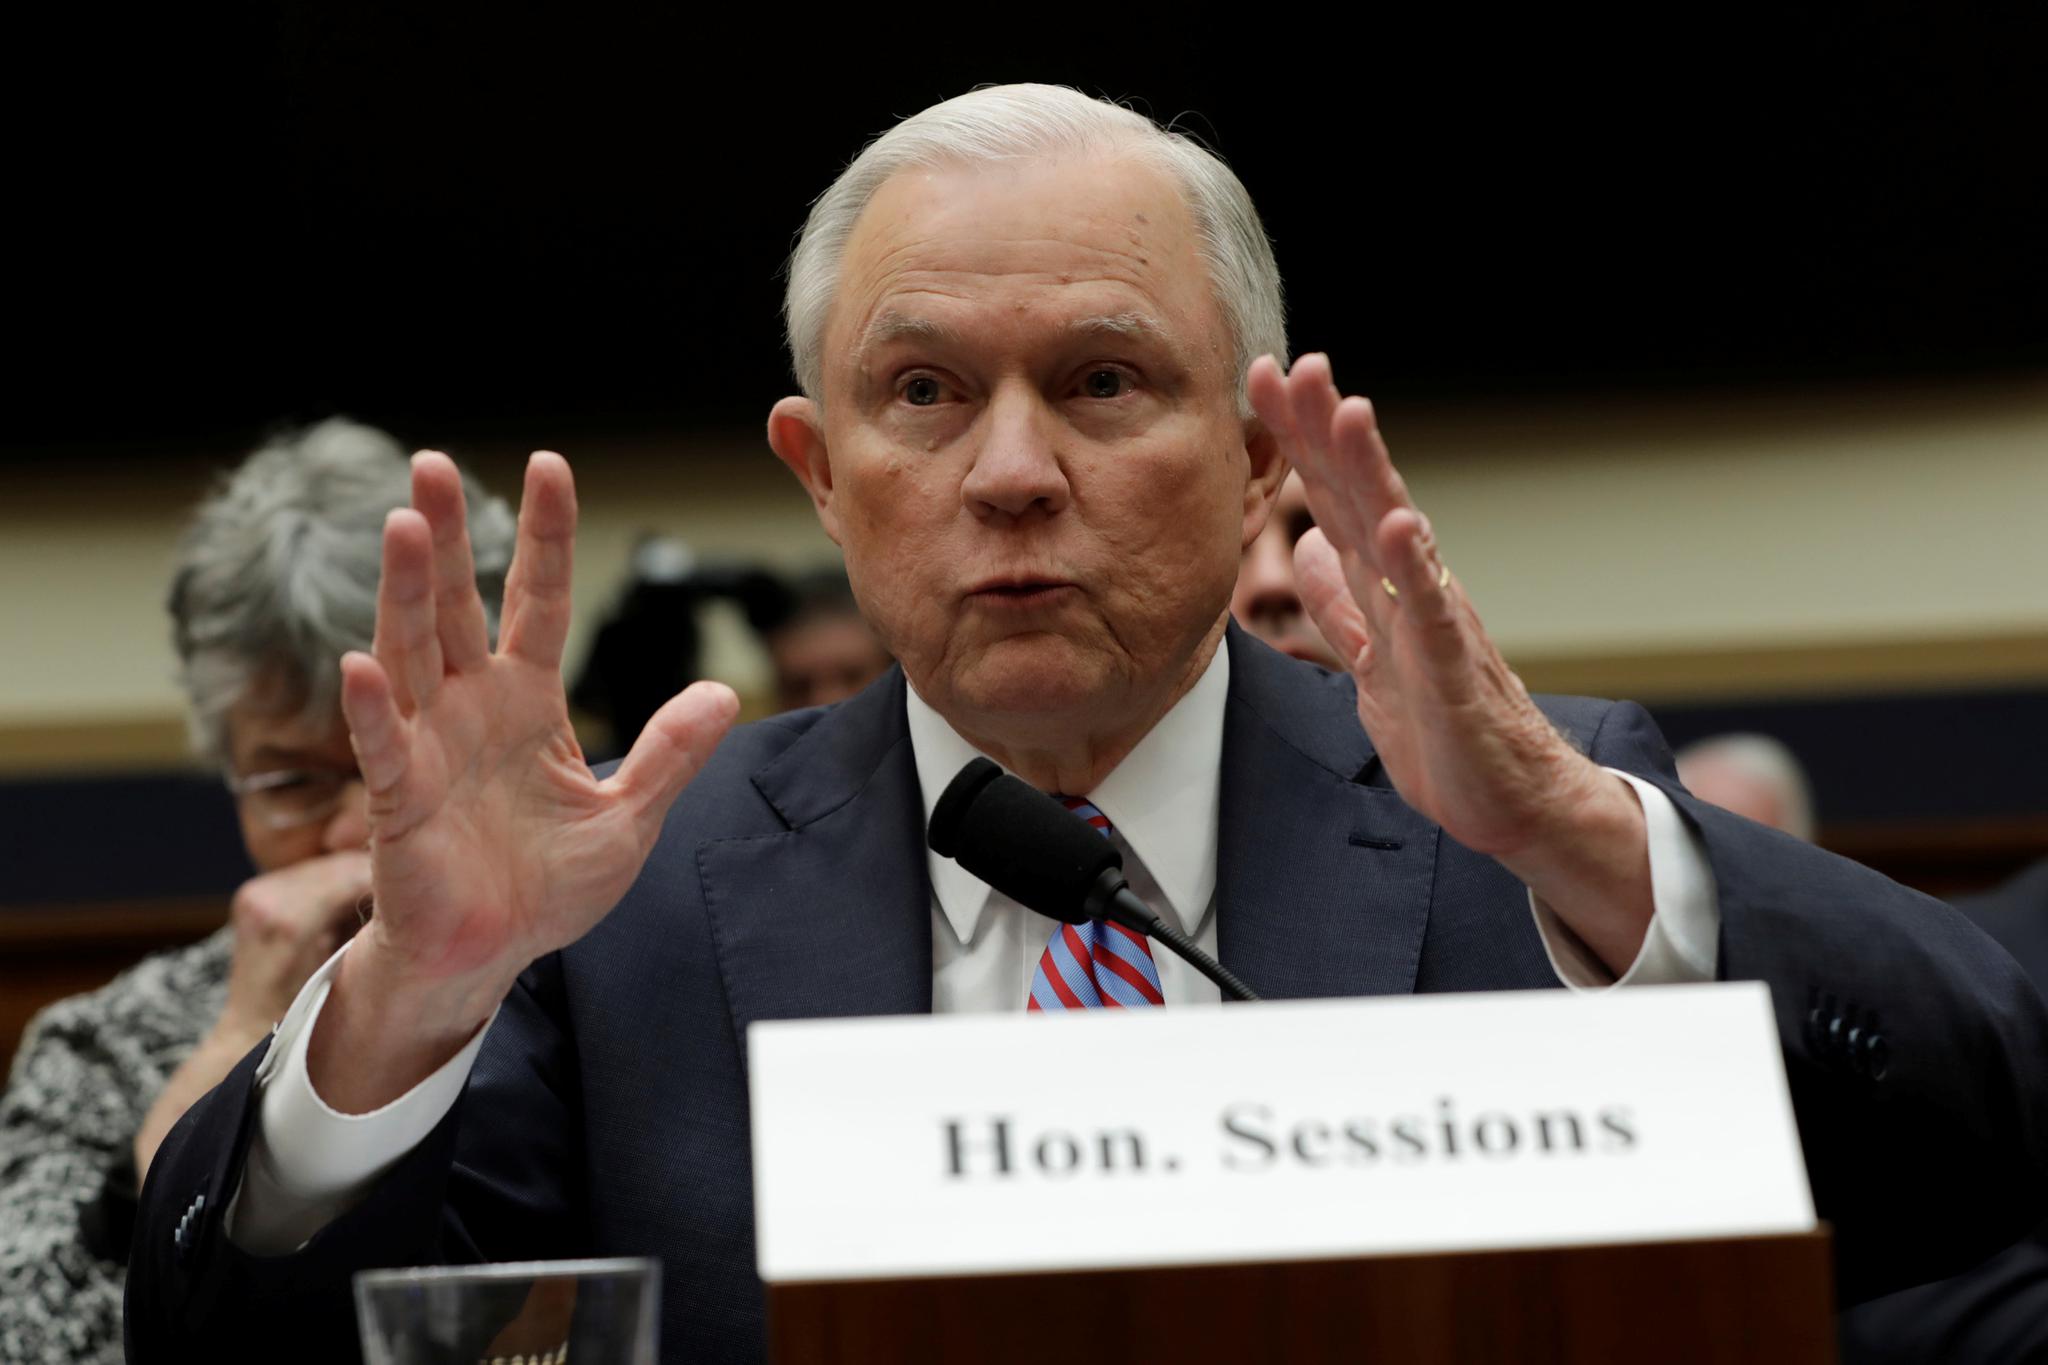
[224,768,358,830]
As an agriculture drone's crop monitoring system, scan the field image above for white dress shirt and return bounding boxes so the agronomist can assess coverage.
[230,645,1718,1253]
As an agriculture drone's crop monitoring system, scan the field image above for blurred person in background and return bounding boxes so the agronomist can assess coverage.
[759,566,893,712]
[0,420,511,1365]
[1228,469,1340,670]
[570,536,792,755]
[1674,732,1818,841]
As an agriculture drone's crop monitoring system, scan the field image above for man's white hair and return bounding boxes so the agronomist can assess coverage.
[783,84,1288,415]
[1675,733,1819,842]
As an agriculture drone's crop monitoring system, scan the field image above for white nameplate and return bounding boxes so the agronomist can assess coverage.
[750,983,1813,1282]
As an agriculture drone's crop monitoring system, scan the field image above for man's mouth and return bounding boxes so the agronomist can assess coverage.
[966,577,1078,607]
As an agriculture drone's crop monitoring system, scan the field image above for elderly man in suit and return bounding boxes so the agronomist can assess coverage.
[128,85,2047,1362]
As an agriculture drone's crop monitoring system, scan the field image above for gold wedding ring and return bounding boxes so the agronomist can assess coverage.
[1379,564,1451,602]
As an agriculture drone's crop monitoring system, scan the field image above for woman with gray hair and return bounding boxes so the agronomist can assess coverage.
[0,419,512,1365]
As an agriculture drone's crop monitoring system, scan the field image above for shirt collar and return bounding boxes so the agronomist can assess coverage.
[907,642,1230,946]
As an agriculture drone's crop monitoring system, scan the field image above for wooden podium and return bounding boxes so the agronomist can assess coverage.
[768,1229,1836,1364]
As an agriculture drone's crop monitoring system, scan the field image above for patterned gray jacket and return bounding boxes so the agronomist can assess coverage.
[0,928,229,1365]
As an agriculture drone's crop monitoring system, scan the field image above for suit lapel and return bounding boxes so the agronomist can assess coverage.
[697,669,933,1060]
[1216,625,1440,999]
[700,631,1443,1033]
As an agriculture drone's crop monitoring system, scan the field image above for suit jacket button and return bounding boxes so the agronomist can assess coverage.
[1806,1003,1827,1046]
[1863,1033,1889,1081]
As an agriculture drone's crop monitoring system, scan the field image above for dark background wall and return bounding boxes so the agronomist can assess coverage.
[10,5,2045,459]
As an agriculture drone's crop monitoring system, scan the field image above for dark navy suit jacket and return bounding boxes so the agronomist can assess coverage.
[1839,857,2048,1363]
[127,629,2048,1362]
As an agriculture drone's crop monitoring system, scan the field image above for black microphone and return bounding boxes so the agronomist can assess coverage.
[928,757,1261,1002]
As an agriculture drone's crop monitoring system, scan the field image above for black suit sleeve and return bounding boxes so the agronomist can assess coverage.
[124,954,586,1363]
[1583,700,2048,1304]
[1832,861,2048,1359]
[1837,1232,2048,1363]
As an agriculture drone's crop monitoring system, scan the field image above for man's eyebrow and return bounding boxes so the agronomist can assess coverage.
[1064,311,1170,344]
[855,311,964,356]
[855,309,1173,358]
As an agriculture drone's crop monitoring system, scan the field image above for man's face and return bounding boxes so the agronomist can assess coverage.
[772,152,1281,740]
[1230,470,1341,669]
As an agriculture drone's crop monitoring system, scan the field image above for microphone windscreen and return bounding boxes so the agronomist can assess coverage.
[927,758,1121,925]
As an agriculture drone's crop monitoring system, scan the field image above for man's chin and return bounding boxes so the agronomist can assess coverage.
[945,635,1113,717]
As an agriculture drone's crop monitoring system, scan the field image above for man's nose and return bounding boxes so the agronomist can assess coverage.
[324,777,371,852]
[960,386,1071,520]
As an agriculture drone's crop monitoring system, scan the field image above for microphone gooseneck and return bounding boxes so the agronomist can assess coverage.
[928,758,1262,1003]
[1081,867,1263,1004]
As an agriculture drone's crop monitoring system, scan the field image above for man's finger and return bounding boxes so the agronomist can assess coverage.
[1322,395,1415,544]
[1292,529,1372,668]
[412,451,493,672]
[1270,356,1342,506]
[1246,356,1302,458]
[611,681,740,841]
[499,451,579,671]
[340,652,413,824]
[372,509,443,715]
[1269,361,1378,564]
[1375,508,1469,681]
[1320,523,1400,655]
[1284,353,1340,475]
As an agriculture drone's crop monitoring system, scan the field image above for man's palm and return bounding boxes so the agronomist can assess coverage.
[1246,355,1597,861]
[340,451,735,990]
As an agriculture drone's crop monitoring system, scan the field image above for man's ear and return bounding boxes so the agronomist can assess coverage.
[1239,414,1289,551]
[767,396,843,545]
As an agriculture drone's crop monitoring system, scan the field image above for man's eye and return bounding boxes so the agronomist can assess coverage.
[1081,369,1127,399]
[903,376,943,407]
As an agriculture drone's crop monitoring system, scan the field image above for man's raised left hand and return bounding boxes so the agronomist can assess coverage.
[1248,353,1656,973]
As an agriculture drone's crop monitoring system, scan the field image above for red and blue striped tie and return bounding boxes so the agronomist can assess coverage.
[1026,798,1166,1010]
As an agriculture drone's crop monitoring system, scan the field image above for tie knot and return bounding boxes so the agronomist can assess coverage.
[1057,795,1113,838]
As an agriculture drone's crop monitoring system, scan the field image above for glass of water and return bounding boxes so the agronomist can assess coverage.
[354,1257,659,1365]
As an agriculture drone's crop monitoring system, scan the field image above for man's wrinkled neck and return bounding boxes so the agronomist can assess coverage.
[927,614,1229,795]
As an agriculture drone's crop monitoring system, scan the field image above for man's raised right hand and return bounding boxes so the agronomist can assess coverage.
[308,450,736,1113]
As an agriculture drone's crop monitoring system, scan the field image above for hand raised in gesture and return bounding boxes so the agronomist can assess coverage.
[310,451,736,1111]
[1250,355,1653,971]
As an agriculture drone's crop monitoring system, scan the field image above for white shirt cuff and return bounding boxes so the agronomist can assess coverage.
[225,939,495,1255]
[1529,769,1721,991]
